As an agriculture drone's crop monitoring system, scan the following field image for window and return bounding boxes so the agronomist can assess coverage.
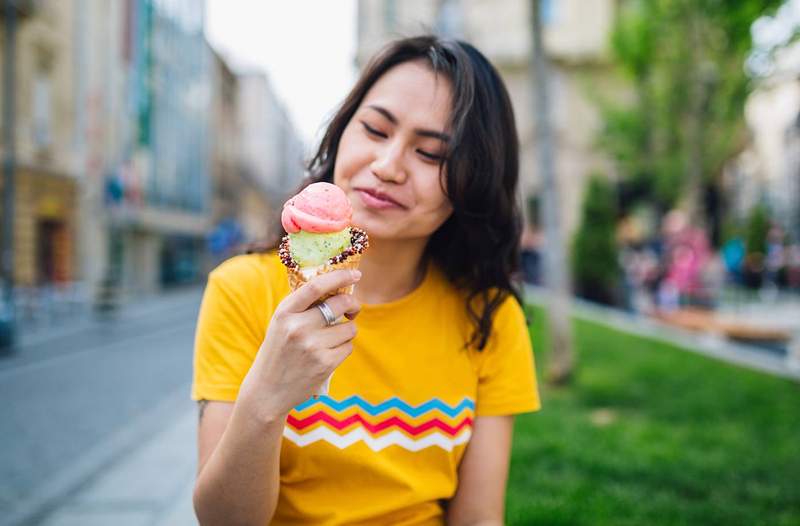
[541,0,560,26]
[32,71,52,149]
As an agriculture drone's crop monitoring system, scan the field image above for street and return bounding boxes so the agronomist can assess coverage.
[0,286,204,526]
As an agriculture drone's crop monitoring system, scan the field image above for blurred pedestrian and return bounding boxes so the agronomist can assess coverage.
[191,36,539,525]
[659,210,713,308]
[721,236,745,285]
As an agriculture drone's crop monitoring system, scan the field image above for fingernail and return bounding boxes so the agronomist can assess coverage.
[352,270,362,281]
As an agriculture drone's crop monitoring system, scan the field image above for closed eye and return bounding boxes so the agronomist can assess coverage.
[417,149,443,163]
[361,121,387,139]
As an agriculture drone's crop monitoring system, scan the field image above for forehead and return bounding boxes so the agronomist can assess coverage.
[361,61,452,131]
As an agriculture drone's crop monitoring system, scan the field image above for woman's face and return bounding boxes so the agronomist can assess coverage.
[333,61,454,243]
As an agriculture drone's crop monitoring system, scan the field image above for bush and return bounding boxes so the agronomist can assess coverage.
[743,204,770,289]
[745,204,769,256]
[571,175,620,305]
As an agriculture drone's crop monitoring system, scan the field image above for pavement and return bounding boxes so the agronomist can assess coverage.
[1,286,203,526]
[30,393,197,526]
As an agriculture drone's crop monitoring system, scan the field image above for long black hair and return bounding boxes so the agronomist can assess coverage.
[257,35,523,350]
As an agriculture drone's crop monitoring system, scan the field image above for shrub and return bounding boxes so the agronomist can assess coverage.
[571,175,620,305]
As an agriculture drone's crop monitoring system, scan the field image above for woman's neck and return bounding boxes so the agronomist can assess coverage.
[354,237,428,305]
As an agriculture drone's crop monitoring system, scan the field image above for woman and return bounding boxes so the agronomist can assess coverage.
[192,35,540,525]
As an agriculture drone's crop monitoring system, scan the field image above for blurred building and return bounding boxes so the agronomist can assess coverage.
[732,42,800,239]
[208,47,277,264]
[1,0,216,312]
[2,0,306,319]
[106,0,212,295]
[356,0,619,234]
[237,71,305,237]
[0,1,81,289]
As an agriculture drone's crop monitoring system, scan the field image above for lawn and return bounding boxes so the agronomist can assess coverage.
[507,305,800,526]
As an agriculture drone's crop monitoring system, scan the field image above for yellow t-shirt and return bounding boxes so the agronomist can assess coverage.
[192,253,540,525]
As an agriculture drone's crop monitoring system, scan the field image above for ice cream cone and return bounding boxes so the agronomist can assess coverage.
[278,183,369,398]
[286,252,363,299]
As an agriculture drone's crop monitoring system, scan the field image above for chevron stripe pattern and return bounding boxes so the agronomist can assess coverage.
[283,395,475,452]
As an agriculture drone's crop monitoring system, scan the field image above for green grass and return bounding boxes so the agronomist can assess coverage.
[506,305,800,526]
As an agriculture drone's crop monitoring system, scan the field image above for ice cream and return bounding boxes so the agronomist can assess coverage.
[278,182,368,397]
[279,181,368,299]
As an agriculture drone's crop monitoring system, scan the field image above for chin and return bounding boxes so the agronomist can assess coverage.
[352,217,396,240]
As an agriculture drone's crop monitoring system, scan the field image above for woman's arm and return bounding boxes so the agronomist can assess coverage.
[446,415,514,526]
[192,398,285,526]
[192,269,361,525]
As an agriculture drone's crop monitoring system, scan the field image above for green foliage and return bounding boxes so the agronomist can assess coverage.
[598,0,783,211]
[571,175,619,305]
[508,305,800,525]
[745,204,770,255]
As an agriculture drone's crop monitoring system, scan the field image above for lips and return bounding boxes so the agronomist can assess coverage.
[355,188,406,209]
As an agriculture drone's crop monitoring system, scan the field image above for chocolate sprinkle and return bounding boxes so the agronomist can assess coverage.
[279,228,369,269]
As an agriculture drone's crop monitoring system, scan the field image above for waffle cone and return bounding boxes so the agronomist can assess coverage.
[287,253,362,300]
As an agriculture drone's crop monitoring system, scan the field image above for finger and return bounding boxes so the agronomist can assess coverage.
[308,321,357,350]
[283,269,361,313]
[323,340,355,370]
[313,293,361,323]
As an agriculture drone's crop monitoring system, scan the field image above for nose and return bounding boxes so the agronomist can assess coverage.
[370,141,407,184]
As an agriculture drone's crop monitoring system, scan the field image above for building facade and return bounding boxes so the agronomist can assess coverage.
[105,0,213,295]
[1,0,216,316]
[0,0,82,291]
[734,41,800,239]
[356,0,619,235]
[237,72,305,238]
[208,47,281,264]
[2,0,305,319]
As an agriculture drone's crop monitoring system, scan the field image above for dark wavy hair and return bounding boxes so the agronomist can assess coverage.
[255,35,523,350]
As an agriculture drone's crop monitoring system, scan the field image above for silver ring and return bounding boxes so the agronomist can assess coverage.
[316,301,337,327]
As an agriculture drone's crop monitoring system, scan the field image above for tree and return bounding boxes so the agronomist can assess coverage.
[745,204,770,256]
[598,0,783,236]
[572,176,620,305]
[531,0,574,385]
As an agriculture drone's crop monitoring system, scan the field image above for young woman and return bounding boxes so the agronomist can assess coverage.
[192,35,540,525]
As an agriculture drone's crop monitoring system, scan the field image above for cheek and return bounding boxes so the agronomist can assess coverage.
[417,177,453,225]
[333,126,369,185]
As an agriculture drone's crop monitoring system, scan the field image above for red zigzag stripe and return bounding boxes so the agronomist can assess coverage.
[287,411,473,437]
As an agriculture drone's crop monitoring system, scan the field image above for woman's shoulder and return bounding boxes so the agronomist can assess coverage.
[208,251,288,297]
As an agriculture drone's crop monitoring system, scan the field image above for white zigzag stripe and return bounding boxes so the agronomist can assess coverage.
[283,426,472,452]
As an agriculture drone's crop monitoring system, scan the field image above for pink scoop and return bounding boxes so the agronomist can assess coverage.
[281,182,352,234]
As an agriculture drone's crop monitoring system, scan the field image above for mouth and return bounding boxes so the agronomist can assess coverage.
[355,188,406,210]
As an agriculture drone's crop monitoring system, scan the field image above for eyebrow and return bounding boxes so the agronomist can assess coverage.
[366,104,450,142]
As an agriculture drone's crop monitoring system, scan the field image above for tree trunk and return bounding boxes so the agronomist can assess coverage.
[685,12,707,225]
[530,0,574,384]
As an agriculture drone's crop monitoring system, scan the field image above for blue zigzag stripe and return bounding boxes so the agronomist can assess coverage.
[294,396,475,418]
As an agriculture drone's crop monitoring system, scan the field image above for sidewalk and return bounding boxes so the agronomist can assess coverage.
[29,395,198,526]
[2,286,204,526]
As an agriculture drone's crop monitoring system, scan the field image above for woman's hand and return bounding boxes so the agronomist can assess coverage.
[238,269,362,423]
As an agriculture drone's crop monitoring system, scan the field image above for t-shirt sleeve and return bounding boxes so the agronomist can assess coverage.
[191,260,269,402]
[474,295,541,416]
